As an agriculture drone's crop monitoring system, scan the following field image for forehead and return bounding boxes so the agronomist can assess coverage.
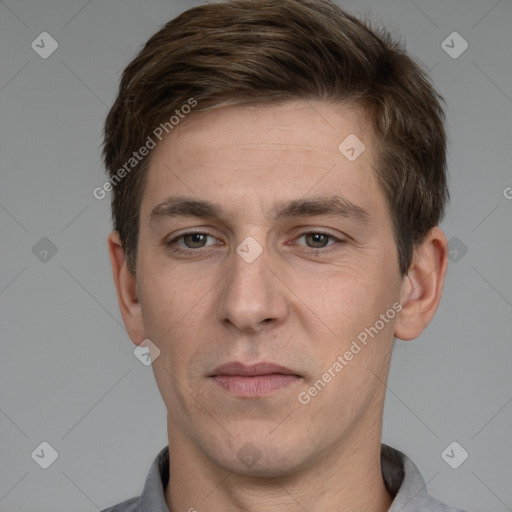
[165,100,373,165]
[140,100,385,222]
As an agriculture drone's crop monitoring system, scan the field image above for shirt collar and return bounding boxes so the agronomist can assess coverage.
[138,443,434,512]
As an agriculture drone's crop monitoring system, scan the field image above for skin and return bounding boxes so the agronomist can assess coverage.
[109,100,448,512]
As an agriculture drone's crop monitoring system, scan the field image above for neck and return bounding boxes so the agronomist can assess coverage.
[165,415,393,512]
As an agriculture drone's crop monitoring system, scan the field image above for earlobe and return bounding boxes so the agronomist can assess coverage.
[394,227,449,341]
[107,231,146,345]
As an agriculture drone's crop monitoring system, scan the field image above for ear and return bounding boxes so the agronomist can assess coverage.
[108,231,145,345]
[394,227,449,341]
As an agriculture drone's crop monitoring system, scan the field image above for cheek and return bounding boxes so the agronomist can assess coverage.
[295,261,388,323]
[138,270,212,374]
[302,247,400,357]
[137,256,202,332]
[139,283,174,338]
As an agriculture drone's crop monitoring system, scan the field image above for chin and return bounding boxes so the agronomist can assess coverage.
[210,437,310,479]
[228,456,304,479]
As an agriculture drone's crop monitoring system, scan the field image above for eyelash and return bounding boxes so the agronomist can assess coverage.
[166,230,344,256]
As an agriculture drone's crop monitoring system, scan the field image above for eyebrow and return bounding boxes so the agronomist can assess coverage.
[149,195,370,226]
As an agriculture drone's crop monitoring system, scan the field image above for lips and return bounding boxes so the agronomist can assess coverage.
[211,362,299,377]
[210,362,301,397]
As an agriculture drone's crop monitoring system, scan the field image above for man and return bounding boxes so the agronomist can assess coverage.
[100,1,467,510]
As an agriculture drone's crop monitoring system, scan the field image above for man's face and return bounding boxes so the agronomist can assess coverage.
[134,101,404,475]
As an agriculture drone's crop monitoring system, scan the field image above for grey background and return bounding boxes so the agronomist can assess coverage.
[1,0,511,510]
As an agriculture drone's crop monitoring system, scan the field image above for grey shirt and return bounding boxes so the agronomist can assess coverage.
[101,444,469,512]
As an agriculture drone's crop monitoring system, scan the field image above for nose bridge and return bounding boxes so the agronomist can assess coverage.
[216,239,287,332]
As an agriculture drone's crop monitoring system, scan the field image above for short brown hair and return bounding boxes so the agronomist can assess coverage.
[103,0,448,276]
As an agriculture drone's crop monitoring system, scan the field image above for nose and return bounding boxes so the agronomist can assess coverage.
[215,241,289,334]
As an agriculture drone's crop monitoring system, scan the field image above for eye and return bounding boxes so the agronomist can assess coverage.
[167,231,220,252]
[295,232,341,252]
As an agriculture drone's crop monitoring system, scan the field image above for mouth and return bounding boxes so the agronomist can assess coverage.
[209,362,302,397]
